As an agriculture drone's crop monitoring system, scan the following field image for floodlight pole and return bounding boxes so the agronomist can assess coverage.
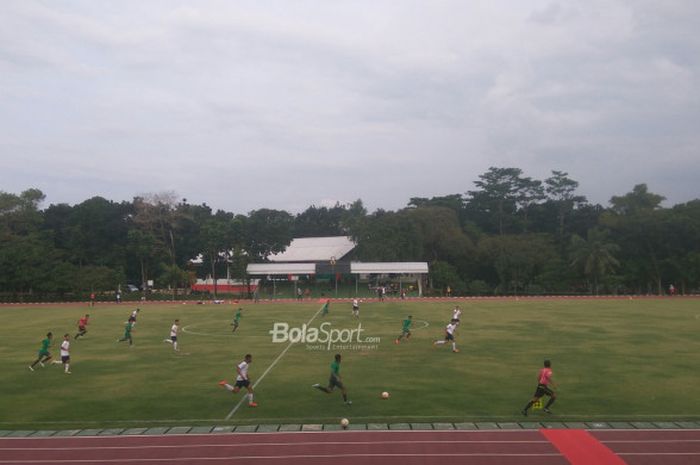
[330,256,337,297]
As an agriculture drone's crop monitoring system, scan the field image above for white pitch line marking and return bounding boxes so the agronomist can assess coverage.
[224,303,326,420]
[411,319,430,330]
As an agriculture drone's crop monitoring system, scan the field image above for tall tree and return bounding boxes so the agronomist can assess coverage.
[293,205,345,237]
[352,209,423,261]
[602,184,667,294]
[339,199,367,236]
[0,189,61,297]
[609,184,665,215]
[544,170,587,240]
[63,197,130,273]
[126,229,158,297]
[171,200,212,269]
[408,194,464,214]
[476,234,557,294]
[516,177,545,233]
[570,228,620,294]
[132,192,181,266]
[200,216,230,298]
[160,263,192,299]
[466,167,524,235]
[407,207,475,272]
[244,209,294,262]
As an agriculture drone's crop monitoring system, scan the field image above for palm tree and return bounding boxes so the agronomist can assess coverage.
[570,228,620,294]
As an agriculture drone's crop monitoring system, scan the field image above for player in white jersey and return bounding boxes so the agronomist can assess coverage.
[452,306,462,325]
[218,354,258,407]
[434,322,459,353]
[128,308,140,326]
[52,333,72,374]
[351,299,360,318]
[163,319,180,351]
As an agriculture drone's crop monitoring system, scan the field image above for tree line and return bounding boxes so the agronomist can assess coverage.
[1,167,698,300]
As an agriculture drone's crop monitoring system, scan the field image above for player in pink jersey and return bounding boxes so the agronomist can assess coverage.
[521,359,558,416]
[74,314,89,340]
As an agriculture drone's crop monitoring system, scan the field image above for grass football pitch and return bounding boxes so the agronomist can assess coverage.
[1,297,699,430]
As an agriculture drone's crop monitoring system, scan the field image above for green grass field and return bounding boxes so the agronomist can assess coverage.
[1,298,699,430]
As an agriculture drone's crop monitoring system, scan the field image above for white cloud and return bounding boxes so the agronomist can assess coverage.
[0,0,698,212]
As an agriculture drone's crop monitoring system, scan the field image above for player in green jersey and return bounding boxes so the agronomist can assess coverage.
[117,321,134,346]
[231,308,242,333]
[395,315,413,344]
[29,332,53,371]
[321,299,330,317]
[313,353,351,405]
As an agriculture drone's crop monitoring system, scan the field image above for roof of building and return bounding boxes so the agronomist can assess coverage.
[247,263,316,275]
[350,262,429,274]
[268,236,356,262]
[246,261,429,276]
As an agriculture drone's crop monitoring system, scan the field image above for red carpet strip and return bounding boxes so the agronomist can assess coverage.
[541,429,628,465]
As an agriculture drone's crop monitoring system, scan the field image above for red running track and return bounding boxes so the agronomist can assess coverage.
[593,430,700,465]
[1,429,699,465]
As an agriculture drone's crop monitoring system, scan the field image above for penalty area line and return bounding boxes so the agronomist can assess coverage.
[412,319,430,330]
[224,303,326,420]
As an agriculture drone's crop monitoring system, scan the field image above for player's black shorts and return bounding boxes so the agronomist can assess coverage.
[328,376,344,390]
[235,379,250,388]
[61,355,70,363]
[170,336,177,342]
[128,317,136,323]
[533,384,554,398]
[445,333,454,341]
[78,326,86,332]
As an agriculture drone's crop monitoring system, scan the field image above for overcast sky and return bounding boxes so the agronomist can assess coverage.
[1,1,698,214]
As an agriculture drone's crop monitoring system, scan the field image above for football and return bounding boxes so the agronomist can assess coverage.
[381,391,390,399]
[340,418,350,429]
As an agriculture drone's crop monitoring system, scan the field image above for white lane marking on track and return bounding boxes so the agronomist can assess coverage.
[0,440,553,451]
[603,439,700,443]
[619,453,700,456]
[224,303,326,420]
[0,453,564,463]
